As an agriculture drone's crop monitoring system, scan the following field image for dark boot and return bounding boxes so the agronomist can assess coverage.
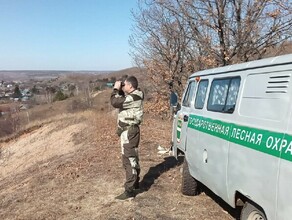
[134,181,140,190]
[115,190,135,200]
[134,176,140,189]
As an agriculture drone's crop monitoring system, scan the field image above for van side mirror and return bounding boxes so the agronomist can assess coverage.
[170,91,180,115]
[170,91,178,107]
[174,103,181,114]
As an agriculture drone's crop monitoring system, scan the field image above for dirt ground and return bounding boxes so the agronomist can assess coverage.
[0,90,238,220]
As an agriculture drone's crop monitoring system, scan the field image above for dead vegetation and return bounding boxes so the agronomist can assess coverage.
[0,89,236,220]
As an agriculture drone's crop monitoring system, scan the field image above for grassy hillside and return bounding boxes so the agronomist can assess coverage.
[0,89,235,220]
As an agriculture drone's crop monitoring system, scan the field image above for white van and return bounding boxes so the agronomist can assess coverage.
[172,53,292,220]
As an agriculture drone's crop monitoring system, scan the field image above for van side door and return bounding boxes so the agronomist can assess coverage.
[187,77,240,203]
[173,80,196,153]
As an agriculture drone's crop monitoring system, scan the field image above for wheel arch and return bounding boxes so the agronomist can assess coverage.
[234,191,267,219]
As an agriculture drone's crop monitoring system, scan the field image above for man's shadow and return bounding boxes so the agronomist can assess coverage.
[139,156,184,192]
[137,156,240,219]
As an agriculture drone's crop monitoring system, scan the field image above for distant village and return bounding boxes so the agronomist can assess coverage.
[0,80,33,102]
[0,77,61,102]
[0,74,117,116]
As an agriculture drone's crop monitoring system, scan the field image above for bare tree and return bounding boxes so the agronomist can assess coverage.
[168,0,292,65]
[81,83,93,108]
[130,0,196,99]
[130,0,292,112]
[45,86,56,104]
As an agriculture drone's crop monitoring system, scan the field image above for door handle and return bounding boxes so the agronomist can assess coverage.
[183,115,189,122]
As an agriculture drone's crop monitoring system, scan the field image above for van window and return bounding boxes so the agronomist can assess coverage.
[207,77,240,113]
[195,79,209,109]
[182,81,196,107]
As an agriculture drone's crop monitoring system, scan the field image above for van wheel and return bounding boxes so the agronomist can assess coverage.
[240,202,266,220]
[181,159,199,196]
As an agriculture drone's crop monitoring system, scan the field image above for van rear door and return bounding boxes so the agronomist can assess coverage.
[277,98,292,220]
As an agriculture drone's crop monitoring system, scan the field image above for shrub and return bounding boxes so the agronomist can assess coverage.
[53,90,68,102]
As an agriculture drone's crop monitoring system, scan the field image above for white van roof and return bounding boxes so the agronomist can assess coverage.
[190,53,292,78]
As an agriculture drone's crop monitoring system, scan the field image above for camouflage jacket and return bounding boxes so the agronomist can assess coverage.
[110,89,144,128]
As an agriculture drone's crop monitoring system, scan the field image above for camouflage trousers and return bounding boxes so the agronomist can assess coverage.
[120,125,140,191]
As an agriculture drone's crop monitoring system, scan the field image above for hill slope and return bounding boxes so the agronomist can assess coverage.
[0,91,235,220]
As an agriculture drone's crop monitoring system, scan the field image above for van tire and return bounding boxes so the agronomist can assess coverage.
[240,202,266,220]
[181,159,199,196]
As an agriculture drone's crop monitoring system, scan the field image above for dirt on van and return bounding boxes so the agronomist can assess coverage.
[0,90,238,220]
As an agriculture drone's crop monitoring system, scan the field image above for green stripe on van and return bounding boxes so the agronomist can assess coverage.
[187,115,292,162]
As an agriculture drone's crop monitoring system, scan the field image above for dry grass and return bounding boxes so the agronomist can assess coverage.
[0,90,236,220]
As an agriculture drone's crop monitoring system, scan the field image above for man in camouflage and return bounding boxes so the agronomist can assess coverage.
[110,76,144,200]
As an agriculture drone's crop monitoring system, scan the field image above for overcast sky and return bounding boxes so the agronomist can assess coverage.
[0,0,137,71]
